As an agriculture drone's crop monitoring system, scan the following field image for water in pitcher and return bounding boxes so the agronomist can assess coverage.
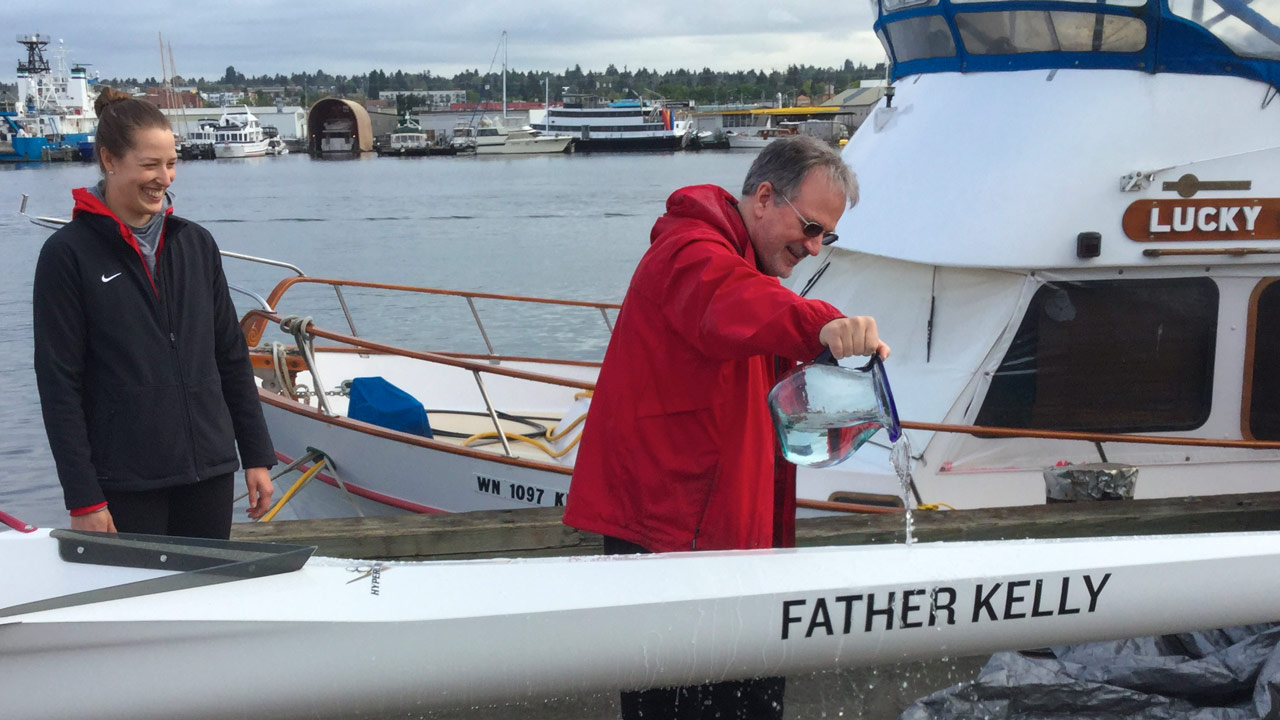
[777,411,881,469]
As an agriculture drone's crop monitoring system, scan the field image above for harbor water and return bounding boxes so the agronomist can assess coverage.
[0,151,979,718]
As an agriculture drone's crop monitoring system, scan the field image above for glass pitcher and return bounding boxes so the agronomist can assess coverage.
[768,350,901,468]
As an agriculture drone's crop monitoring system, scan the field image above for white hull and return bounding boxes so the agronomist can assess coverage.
[476,135,572,155]
[261,397,573,517]
[214,139,269,158]
[5,527,1280,719]
[257,352,592,518]
[726,133,777,149]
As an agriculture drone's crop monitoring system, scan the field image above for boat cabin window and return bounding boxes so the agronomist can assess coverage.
[951,0,1146,6]
[975,278,1217,433]
[883,0,939,13]
[1245,279,1280,440]
[955,11,1147,54]
[1169,0,1280,59]
[885,15,958,61]
[882,0,1153,62]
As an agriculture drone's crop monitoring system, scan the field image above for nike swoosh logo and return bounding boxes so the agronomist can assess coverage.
[101,273,122,283]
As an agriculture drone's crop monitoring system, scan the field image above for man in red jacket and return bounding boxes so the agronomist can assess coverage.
[563,135,889,719]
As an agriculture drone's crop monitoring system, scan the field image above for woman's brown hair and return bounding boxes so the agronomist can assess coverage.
[93,87,171,172]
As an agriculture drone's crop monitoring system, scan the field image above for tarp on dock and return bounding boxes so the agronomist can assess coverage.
[901,623,1280,719]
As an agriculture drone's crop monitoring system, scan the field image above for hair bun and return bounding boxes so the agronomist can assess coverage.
[93,86,133,116]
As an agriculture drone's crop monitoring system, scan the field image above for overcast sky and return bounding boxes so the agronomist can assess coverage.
[3,1,885,83]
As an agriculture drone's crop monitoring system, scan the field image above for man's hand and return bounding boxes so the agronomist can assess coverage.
[244,467,275,520]
[70,507,117,533]
[819,316,890,360]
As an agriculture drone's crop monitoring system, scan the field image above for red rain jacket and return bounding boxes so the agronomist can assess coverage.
[563,185,843,552]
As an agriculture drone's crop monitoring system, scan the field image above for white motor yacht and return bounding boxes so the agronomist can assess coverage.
[212,106,270,158]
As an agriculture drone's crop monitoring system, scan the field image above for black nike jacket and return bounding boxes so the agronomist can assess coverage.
[33,188,275,511]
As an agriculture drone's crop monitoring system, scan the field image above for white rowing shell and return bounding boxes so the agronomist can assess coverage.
[3,528,1279,719]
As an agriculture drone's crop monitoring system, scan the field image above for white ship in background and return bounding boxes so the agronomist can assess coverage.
[1,34,98,162]
[212,107,270,158]
[529,93,691,152]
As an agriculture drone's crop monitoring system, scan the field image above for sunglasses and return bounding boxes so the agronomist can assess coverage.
[779,191,839,246]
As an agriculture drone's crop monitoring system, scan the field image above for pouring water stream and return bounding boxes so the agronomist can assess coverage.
[769,349,914,544]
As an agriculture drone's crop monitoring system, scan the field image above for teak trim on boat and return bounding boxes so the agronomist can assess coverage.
[244,310,597,392]
[242,276,621,347]
[901,420,1280,450]
[312,347,604,369]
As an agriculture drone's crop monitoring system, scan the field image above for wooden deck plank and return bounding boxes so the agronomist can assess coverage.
[230,491,1280,560]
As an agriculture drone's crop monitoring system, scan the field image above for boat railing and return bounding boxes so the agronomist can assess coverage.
[218,251,361,338]
[241,308,597,458]
[242,275,620,359]
[18,194,67,230]
[13,204,614,361]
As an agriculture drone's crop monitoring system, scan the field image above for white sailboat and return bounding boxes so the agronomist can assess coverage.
[464,31,573,156]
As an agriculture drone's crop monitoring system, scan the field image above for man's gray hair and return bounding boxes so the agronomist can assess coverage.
[741,135,859,208]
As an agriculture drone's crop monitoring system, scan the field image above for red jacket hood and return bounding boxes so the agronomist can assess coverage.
[70,186,176,292]
[71,186,175,225]
[650,184,752,258]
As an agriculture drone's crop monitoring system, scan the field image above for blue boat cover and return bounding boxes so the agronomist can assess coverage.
[347,377,433,439]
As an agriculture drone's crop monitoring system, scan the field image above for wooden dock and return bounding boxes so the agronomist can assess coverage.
[231,491,1280,560]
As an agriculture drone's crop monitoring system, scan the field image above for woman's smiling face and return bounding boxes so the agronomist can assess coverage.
[101,126,177,227]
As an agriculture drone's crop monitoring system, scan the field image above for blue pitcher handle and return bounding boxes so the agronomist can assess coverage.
[865,353,903,442]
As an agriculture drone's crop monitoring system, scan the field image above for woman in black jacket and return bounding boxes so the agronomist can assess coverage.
[33,87,275,538]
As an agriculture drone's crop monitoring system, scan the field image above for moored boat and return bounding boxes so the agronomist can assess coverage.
[529,94,692,152]
[375,116,456,156]
[474,120,573,155]
[233,263,607,518]
[6,523,1280,718]
[725,124,796,149]
[5,34,98,162]
[778,0,1280,512]
[262,125,288,155]
[212,106,270,158]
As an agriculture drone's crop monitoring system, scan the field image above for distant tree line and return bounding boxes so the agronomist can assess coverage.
[99,60,887,107]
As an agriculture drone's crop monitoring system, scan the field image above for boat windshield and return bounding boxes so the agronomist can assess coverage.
[874,0,1280,85]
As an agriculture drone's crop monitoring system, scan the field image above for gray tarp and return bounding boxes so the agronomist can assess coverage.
[901,624,1280,719]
